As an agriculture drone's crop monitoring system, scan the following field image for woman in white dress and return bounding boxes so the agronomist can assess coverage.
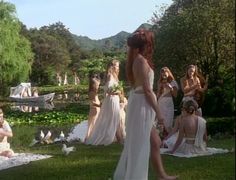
[168,99,208,155]
[157,67,178,134]
[85,60,121,145]
[114,29,177,180]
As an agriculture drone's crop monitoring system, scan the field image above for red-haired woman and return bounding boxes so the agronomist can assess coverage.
[114,29,177,180]
[157,67,178,134]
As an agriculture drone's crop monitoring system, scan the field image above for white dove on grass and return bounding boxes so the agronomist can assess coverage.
[40,130,45,143]
[40,130,45,139]
[54,131,66,143]
[45,130,51,140]
[62,144,75,155]
[59,131,65,141]
[44,130,53,144]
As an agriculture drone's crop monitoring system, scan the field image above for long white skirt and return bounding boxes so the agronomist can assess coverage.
[85,95,120,145]
[158,96,174,130]
[114,92,155,180]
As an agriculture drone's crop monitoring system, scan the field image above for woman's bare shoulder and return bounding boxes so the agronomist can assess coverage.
[133,56,148,70]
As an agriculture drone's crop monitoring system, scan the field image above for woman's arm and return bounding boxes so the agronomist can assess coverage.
[164,116,180,140]
[169,122,184,153]
[180,78,198,94]
[0,129,13,138]
[168,83,178,98]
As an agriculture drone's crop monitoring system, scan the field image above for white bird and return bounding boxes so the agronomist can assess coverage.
[40,130,45,140]
[44,130,52,140]
[29,138,39,147]
[59,131,65,141]
[62,144,75,155]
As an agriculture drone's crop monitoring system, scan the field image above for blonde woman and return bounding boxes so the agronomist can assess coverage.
[157,67,178,134]
[180,65,208,116]
[85,60,121,145]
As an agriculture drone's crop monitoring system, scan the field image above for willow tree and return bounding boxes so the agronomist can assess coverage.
[0,1,33,95]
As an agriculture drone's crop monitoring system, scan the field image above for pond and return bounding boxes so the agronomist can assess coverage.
[1,92,89,113]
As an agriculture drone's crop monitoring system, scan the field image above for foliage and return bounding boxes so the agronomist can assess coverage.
[206,117,235,136]
[4,103,89,126]
[108,81,124,93]
[37,84,87,94]
[78,58,107,83]
[151,0,235,116]
[0,1,33,95]
[203,86,235,117]
[152,0,235,88]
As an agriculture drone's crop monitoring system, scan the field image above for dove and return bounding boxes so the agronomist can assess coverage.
[40,130,45,142]
[44,130,53,144]
[45,130,52,140]
[62,144,75,155]
[59,131,65,142]
[54,131,66,143]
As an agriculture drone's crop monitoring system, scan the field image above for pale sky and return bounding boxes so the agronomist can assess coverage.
[6,0,173,40]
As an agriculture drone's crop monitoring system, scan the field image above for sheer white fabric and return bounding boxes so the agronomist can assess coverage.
[85,77,120,145]
[161,117,229,157]
[114,70,155,180]
[157,80,178,130]
[0,153,51,170]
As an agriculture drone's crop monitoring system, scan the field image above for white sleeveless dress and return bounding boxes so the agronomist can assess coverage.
[114,70,155,180]
[85,77,120,145]
[157,80,178,130]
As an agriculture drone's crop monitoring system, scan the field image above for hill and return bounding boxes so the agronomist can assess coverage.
[73,23,153,52]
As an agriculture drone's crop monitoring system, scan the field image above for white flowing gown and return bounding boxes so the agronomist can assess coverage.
[85,77,120,145]
[114,70,155,180]
[157,80,178,130]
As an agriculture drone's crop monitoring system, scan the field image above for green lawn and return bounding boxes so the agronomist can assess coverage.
[0,137,234,180]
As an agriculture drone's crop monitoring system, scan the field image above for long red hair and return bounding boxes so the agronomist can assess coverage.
[126,29,154,85]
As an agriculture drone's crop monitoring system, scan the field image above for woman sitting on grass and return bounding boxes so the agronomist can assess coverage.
[165,99,229,157]
[0,108,14,158]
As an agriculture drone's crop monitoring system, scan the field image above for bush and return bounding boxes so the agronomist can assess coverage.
[206,117,235,136]
[203,85,235,117]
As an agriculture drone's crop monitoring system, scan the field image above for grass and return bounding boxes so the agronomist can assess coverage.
[0,126,234,180]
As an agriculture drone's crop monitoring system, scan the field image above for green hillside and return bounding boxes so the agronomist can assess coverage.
[72,23,153,52]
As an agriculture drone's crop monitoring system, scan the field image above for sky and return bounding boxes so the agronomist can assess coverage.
[6,0,173,40]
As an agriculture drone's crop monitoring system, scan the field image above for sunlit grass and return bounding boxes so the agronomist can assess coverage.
[0,129,234,180]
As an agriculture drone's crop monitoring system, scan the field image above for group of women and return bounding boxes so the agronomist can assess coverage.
[68,29,227,180]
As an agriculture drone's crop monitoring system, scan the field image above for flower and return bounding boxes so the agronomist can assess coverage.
[108,81,124,93]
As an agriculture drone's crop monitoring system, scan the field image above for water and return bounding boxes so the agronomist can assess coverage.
[5,92,88,113]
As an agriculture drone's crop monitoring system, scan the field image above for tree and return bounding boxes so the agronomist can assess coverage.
[151,0,235,115]
[152,0,235,87]
[28,30,71,85]
[0,1,33,95]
